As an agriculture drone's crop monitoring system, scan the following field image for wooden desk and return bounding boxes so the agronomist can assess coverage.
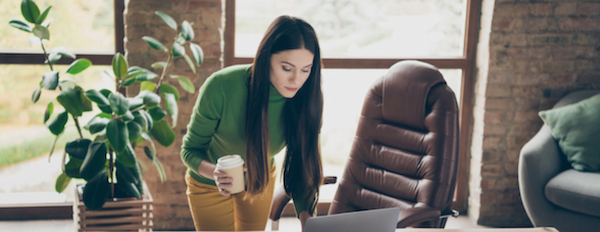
[394,228,558,232]
[213,227,559,232]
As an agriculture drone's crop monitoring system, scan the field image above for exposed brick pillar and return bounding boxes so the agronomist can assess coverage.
[469,0,600,227]
[124,0,224,230]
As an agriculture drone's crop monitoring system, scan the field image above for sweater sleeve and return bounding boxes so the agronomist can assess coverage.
[180,74,223,176]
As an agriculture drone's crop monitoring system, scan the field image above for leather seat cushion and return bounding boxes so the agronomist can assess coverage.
[545,169,600,217]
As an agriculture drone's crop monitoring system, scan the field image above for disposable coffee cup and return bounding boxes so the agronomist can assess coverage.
[216,154,245,194]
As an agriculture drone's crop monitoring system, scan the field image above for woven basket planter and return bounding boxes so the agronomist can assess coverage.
[73,184,153,232]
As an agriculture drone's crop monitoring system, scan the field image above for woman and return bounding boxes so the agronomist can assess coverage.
[181,15,323,231]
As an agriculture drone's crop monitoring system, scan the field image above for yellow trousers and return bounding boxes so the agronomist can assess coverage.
[185,166,276,231]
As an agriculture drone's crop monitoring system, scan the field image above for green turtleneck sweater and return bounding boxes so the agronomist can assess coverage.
[181,64,313,216]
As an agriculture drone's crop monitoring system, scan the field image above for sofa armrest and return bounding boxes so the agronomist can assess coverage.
[518,125,568,225]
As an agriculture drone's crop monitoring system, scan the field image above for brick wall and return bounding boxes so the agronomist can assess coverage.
[121,0,600,229]
[124,0,224,230]
[470,0,600,227]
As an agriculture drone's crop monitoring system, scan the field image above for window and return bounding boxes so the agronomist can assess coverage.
[0,0,124,219]
[226,0,479,212]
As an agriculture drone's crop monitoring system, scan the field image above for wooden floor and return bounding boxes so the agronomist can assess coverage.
[0,215,490,231]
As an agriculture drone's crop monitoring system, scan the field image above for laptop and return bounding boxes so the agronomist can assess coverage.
[304,207,401,232]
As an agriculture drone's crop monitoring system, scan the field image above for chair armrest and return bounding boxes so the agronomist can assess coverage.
[396,206,441,228]
[269,176,338,221]
[269,185,291,221]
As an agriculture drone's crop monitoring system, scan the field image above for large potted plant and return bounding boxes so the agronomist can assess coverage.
[9,0,203,230]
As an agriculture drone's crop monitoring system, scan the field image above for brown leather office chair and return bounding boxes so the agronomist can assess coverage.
[270,60,460,229]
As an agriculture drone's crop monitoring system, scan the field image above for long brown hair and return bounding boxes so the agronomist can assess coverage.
[245,15,323,208]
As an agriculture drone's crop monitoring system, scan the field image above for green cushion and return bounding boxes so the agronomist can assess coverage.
[539,93,600,172]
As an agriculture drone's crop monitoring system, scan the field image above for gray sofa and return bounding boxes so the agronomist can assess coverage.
[518,90,600,232]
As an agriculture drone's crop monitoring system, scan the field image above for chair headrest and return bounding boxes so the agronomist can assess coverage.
[379,60,445,129]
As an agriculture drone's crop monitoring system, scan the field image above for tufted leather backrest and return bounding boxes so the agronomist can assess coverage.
[328,60,460,228]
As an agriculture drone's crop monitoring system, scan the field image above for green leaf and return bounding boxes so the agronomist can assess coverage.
[127,121,143,142]
[120,77,136,87]
[65,58,91,75]
[150,119,175,147]
[141,133,156,160]
[36,5,52,24]
[40,18,53,27]
[56,86,93,117]
[116,143,136,167]
[85,116,110,134]
[108,92,129,116]
[139,110,153,131]
[135,71,157,82]
[190,43,204,66]
[140,81,157,92]
[155,11,177,30]
[42,71,59,90]
[59,78,76,89]
[115,160,141,186]
[122,111,134,123]
[82,170,110,210]
[153,159,167,182]
[163,93,178,128]
[112,53,128,79]
[159,83,180,101]
[181,20,194,41]
[47,111,68,135]
[139,90,161,108]
[176,35,186,45]
[128,97,144,110]
[9,19,32,33]
[21,0,40,24]
[80,141,107,181]
[32,25,49,40]
[44,101,53,123]
[52,46,75,59]
[133,113,148,132]
[47,134,61,162]
[32,86,41,103]
[65,138,92,160]
[107,118,129,152]
[172,43,185,57]
[116,181,141,199]
[142,36,167,51]
[172,75,195,93]
[85,89,110,106]
[183,54,196,74]
[55,172,71,193]
[125,69,145,80]
[47,52,61,65]
[148,107,166,121]
[64,157,84,178]
[151,62,167,69]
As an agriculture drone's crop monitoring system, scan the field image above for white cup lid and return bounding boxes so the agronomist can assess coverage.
[216,154,244,169]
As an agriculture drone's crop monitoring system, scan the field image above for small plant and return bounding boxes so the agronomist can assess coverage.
[9,0,203,210]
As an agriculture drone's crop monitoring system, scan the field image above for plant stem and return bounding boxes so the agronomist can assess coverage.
[109,146,115,199]
[72,115,84,139]
[40,39,53,71]
[154,55,173,95]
